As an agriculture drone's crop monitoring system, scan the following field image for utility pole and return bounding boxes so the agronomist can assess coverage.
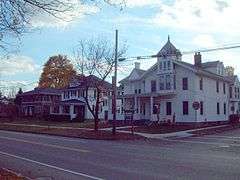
[112,29,118,135]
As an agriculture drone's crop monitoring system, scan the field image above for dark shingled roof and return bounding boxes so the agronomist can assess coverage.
[18,88,62,96]
[67,74,112,90]
[119,68,146,83]
[175,61,232,82]
[157,36,182,57]
[135,69,146,75]
[61,99,85,104]
[201,61,220,68]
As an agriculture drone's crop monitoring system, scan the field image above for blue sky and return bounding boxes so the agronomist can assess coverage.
[1,0,240,93]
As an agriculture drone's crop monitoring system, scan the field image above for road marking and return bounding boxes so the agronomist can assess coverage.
[0,130,88,143]
[0,150,104,180]
[164,138,240,147]
[189,136,240,142]
[208,135,240,139]
[219,145,230,148]
[0,136,90,153]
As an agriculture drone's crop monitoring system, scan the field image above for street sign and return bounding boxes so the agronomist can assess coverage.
[124,109,134,135]
[192,101,200,110]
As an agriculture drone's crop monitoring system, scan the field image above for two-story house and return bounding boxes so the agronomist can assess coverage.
[16,88,61,117]
[228,75,240,114]
[119,37,240,124]
[52,75,112,121]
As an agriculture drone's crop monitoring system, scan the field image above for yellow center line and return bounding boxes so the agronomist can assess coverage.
[0,136,90,153]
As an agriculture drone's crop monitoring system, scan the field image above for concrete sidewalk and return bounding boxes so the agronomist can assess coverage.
[118,125,230,139]
[100,126,137,131]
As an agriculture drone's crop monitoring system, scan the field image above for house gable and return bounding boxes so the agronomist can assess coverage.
[128,69,141,81]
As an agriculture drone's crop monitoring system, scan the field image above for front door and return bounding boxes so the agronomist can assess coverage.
[74,105,85,121]
[104,110,108,121]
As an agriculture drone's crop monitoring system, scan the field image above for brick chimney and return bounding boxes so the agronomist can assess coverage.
[135,62,140,69]
[194,52,202,67]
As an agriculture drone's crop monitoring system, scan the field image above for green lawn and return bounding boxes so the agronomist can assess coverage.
[0,118,113,129]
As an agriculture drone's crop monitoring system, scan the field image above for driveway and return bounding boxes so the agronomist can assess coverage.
[0,129,240,179]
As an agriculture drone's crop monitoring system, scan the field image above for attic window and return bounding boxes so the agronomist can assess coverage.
[159,62,162,70]
[167,61,171,70]
[163,61,166,70]
[151,80,157,92]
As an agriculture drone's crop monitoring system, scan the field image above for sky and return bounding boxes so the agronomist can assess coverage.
[1,0,240,93]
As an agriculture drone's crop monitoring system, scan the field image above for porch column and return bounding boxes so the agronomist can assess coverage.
[122,98,125,113]
[150,96,153,117]
[70,104,74,120]
[59,105,63,114]
[138,98,141,114]
[50,106,53,114]
[134,96,137,113]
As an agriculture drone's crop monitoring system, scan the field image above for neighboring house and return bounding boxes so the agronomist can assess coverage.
[118,37,240,124]
[16,88,62,117]
[51,75,112,121]
[108,85,125,120]
[0,97,16,118]
[16,75,112,121]
[228,75,240,114]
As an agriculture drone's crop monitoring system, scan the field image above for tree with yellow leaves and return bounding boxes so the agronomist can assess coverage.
[38,55,76,88]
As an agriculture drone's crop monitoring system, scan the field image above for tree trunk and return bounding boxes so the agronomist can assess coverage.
[94,115,99,131]
[94,89,101,131]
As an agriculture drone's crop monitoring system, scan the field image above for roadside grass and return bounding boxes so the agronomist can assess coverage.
[191,124,240,136]
[1,118,237,137]
[121,123,233,134]
[0,168,26,180]
[0,123,145,140]
[0,118,127,129]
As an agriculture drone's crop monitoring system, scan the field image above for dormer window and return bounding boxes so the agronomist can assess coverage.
[151,80,156,92]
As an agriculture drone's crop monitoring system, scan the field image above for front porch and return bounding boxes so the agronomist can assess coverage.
[50,99,85,121]
[123,93,176,123]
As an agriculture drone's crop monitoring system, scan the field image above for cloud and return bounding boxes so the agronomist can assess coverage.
[0,55,39,76]
[30,1,99,28]
[151,0,240,36]
[192,34,217,48]
[108,0,162,8]
[124,0,162,7]
[0,80,38,96]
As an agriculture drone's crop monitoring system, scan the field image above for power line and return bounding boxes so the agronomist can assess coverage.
[182,44,240,54]
[119,44,240,62]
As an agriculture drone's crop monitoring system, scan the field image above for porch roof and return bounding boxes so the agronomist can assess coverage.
[123,92,176,98]
[61,99,85,105]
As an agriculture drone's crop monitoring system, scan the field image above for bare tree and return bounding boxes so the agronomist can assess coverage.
[7,86,18,98]
[0,0,126,51]
[74,38,126,131]
[225,66,235,76]
[0,1,71,49]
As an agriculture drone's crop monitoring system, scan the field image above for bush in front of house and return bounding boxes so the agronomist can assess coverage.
[43,114,71,121]
[229,114,240,124]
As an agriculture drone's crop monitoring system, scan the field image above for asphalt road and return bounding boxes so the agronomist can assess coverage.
[1,129,240,180]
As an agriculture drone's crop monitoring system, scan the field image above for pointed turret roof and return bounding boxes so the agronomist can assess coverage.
[157,36,182,57]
